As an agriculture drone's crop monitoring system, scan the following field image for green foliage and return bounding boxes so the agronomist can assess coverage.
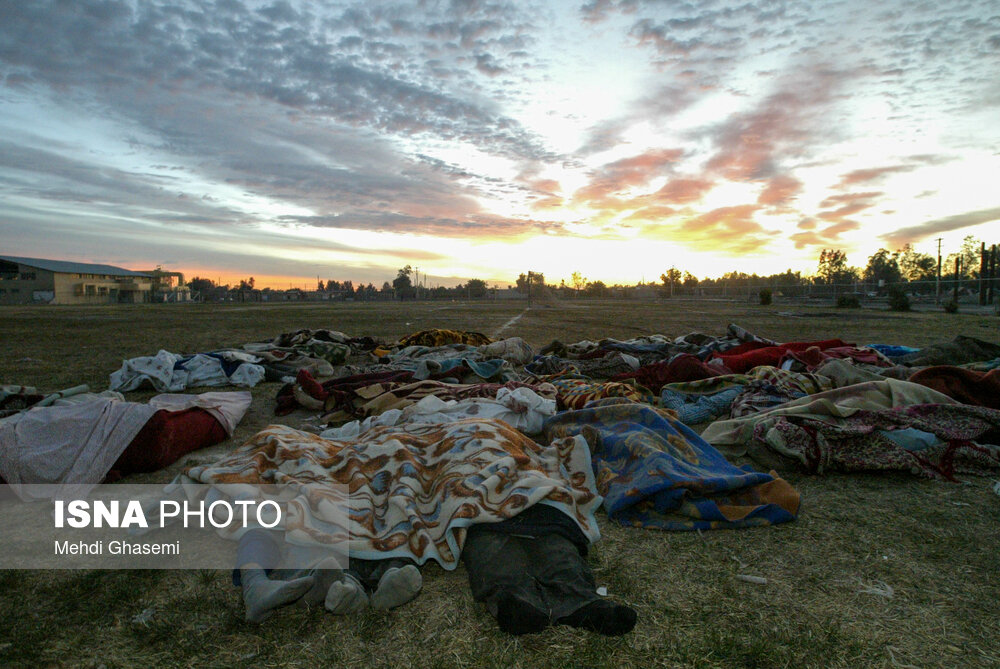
[888,285,911,311]
[836,294,861,308]
[863,248,902,287]
[759,288,772,305]
[898,244,937,281]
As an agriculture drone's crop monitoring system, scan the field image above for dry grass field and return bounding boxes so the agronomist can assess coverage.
[0,299,998,668]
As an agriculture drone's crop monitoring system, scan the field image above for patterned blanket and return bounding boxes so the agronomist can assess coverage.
[397,329,492,347]
[181,418,601,569]
[542,400,800,531]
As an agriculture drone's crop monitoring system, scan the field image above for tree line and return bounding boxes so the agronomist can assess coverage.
[185,235,996,302]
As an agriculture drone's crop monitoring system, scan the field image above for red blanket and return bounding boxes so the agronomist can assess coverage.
[610,354,727,392]
[710,339,851,373]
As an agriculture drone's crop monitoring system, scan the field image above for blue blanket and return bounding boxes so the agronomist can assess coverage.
[543,399,799,531]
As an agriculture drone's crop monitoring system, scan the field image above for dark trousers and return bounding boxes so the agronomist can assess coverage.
[462,525,601,622]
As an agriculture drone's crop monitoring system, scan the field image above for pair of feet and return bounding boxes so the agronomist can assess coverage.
[242,564,422,622]
[494,592,637,636]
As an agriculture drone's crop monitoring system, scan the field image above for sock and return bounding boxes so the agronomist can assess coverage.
[296,557,348,607]
[493,590,549,636]
[240,568,315,623]
[559,600,637,636]
[325,573,369,614]
[371,565,422,610]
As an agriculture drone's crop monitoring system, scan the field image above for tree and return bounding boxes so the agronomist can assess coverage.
[817,249,847,284]
[946,235,982,279]
[683,272,699,289]
[585,280,607,297]
[863,248,902,288]
[516,272,545,294]
[188,276,215,294]
[571,271,587,294]
[659,268,681,297]
[465,278,488,298]
[898,244,937,282]
[392,265,414,298]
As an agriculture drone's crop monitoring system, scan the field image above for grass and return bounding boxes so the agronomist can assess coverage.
[0,299,998,668]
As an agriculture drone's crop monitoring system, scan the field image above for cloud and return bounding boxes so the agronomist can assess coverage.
[0,0,553,163]
[835,165,915,187]
[757,174,802,209]
[652,177,715,205]
[573,148,683,206]
[701,64,852,181]
[641,204,778,254]
[881,206,1000,247]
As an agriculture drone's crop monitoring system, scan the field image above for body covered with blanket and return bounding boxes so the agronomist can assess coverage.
[179,418,601,569]
[543,400,799,531]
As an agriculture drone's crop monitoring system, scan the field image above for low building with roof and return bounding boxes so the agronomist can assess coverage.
[0,255,155,305]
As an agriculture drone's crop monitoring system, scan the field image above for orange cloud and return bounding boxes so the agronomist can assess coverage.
[640,204,777,253]
[652,177,714,204]
[835,165,913,188]
[622,205,679,222]
[574,148,684,206]
[757,174,802,209]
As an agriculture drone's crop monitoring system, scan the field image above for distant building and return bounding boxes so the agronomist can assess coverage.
[0,255,154,305]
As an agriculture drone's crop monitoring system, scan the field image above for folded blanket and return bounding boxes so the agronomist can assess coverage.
[542,400,799,531]
[181,418,602,569]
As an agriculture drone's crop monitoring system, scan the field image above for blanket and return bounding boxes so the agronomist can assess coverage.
[319,386,556,439]
[908,366,1000,409]
[898,336,1000,367]
[110,350,266,391]
[542,400,799,531]
[397,329,492,347]
[610,354,728,393]
[740,403,1000,480]
[0,392,250,498]
[700,379,1000,479]
[701,378,958,457]
[527,374,655,410]
[180,418,601,569]
[318,379,558,424]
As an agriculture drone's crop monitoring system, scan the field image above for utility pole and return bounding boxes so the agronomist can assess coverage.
[935,238,942,305]
[980,242,987,306]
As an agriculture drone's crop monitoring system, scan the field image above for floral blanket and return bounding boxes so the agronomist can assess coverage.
[180,418,601,569]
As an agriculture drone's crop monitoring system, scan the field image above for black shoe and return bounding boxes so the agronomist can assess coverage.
[494,591,550,636]
[559,600,637,636]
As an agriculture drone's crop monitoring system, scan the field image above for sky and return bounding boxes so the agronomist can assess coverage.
[1,0,999,289]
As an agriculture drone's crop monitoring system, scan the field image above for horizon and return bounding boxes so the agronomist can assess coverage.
[2,1,999,289]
